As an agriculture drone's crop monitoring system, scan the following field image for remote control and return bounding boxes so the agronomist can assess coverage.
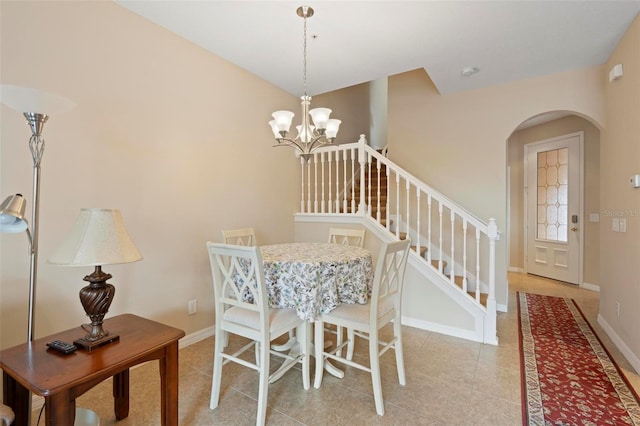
[46,340,77,354]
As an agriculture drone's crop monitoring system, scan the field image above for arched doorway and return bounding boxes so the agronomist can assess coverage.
[507,111,601,290]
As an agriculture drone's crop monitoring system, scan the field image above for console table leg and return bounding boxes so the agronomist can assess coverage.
[45,391,75,425]
[160,342,179,425]
[113,369,130,420]
[3,372,30,426]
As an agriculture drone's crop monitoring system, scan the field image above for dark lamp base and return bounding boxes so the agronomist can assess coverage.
[74,333,120,352]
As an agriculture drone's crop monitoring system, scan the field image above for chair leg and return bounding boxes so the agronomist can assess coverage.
[346,328,356,361]
[335,325,343,357]
[393,318,406,386]
[256,335,271,426]
[369,330,385,416]
[210,327,225,409]
[313,321,325,389]
[298,322,310,390]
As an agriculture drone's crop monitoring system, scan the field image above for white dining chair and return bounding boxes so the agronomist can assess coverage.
[328,227,366,247]
[327,227,366,356]
[313,238,411,416]
[207,242,310,426]
[221,227,257,246]
[221,227,296,350]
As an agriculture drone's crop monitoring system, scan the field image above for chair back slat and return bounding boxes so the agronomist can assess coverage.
[328,227,366,247]
[370,239,411,320]
[207,242,267,316]
[221,227,257,246]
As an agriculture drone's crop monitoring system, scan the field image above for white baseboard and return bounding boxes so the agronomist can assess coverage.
[508,267,525,273]
[401,316,484,343]
[179,326,215,349]
[597,314,640,374]
[581,281,600,292]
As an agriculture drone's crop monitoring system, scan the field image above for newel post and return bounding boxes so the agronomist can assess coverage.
[485,217,499,345]
[357,134,367,215]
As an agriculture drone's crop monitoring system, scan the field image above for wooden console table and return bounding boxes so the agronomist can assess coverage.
[0,314,185,425]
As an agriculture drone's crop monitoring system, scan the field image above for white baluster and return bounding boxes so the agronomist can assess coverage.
[313,152,318,213]
[462,220,468,293]
[350,147,356,214]
[395,172,400,239]
[321,151,326,213]
[427,194,432,263]
[335,150,340,213]
[307,157,312,213]
[300,155,305,212]
[438,203,443,273]
[385,166,390,230]
[367,153,372,216]
[342,150,348,213]
[405,179,411,241]
[416,187,421,258]
[476,228,481,302]
[327,152,333,213]
[450,210,455,284]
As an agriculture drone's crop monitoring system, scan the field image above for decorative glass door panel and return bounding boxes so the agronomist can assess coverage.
[536,148,569,242]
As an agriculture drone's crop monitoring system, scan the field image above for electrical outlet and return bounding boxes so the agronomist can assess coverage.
[616,301,621,318]
[188,299,197,315]
[619,218,627,233]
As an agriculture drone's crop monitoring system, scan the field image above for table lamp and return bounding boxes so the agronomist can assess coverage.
[49,208,142,351]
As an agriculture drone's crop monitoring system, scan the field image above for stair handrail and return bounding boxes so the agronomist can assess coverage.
[297,135,499,344]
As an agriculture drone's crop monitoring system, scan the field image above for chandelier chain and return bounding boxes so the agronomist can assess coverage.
[303,11,307,97]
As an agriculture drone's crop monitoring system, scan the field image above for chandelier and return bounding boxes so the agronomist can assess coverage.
[269,6,341,161]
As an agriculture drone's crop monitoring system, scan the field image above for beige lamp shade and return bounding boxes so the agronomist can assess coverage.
[49,208,142,266]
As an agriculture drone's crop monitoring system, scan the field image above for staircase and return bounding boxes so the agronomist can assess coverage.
[295,135,499,344]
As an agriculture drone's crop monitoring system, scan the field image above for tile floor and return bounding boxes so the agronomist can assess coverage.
[34,272,639,425]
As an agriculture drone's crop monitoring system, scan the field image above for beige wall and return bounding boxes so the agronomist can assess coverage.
[508,115,601,287]
[313,82,369,145]
[600,14,640,360]
[387,66,605,308]
[0,1,301,349]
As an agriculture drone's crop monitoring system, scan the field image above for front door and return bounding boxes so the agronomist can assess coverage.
[525,132,583,284]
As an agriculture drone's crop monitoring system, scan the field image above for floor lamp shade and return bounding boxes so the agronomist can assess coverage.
[49,208,142,351]
[0,194,29,234]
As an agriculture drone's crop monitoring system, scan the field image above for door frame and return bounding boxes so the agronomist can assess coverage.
[523,131,584,285]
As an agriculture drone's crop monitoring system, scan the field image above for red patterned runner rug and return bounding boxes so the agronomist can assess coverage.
[518,292,640,425]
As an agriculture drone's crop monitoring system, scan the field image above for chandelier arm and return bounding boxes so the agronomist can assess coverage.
[273,139,306,153]
[307,135,330,152]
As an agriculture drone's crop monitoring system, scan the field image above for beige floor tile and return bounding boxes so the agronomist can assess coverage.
[30,272,640,425]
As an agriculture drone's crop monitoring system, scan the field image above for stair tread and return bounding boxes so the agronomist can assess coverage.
[446,274,488,306]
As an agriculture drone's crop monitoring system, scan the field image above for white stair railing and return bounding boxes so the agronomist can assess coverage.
[297,135,499,344]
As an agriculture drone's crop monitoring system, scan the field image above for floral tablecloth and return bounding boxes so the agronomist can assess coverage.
[260,242,373,321]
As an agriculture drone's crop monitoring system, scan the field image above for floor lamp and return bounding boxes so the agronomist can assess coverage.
[0,84,74,341]
[0,85,74,424]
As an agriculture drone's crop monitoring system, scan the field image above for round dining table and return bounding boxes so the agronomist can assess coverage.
[260,242,374,382]
[260,242,374,322]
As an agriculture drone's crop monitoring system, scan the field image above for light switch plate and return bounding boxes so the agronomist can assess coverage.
[589,213,600,222]
[612,218,620,232]
[619,218,627,232]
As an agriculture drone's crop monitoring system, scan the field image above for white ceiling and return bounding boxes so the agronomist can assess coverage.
[115,1,640,96]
